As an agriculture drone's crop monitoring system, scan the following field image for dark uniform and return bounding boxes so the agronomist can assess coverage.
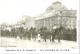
[56,26,63,42]
[51,29,56,42]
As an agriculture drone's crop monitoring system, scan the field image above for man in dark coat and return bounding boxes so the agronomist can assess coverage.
[51,29,56,42]
[56,26,63,42]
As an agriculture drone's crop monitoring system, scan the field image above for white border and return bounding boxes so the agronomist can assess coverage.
[0,0,80,54]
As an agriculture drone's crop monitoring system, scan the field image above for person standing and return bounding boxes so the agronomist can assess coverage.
[51,29,56,42]
[56,26,63,42]
[37,33,41,42]
[51,25,57,42]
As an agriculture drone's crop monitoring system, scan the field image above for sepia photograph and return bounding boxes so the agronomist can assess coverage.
[0,0,79,54]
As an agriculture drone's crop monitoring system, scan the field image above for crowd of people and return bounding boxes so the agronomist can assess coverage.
[1,25,76,42]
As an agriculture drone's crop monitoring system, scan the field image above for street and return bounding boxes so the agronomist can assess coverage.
[0,37,76,49]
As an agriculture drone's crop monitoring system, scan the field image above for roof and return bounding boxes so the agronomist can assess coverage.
[61,10,76,17]
[34,10,76,20]
[45,1,67,12]
[34,10,59,20]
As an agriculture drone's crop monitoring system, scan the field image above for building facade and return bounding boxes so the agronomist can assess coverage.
[34,1,77,30]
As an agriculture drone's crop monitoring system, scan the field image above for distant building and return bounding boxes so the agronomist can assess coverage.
[34,1,76,30]
[17,15,34,29]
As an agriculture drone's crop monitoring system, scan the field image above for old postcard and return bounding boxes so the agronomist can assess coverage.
[0,0,79,54]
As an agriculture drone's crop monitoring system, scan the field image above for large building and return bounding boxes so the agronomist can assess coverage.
[34,1,76,30]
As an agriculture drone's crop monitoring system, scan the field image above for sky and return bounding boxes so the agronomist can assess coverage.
[0,0,78,24]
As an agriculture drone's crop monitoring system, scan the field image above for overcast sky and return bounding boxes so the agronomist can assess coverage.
[0,0,78,24]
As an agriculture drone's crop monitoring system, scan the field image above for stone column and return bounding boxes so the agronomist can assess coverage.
[44,19,45,27]
[50,18,52,29]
